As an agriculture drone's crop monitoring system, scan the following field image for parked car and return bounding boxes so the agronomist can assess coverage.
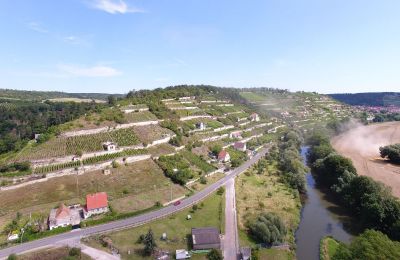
[173,201,181,206]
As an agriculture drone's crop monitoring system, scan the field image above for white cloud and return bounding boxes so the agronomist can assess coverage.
[58,64,122,77]
[63,35,91,46]
[27,22,48,33]
[90,0,143,14]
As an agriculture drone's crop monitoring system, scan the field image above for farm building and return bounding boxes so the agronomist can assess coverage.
[191,227,221,250]
[217,150,230,163]
[249,113,260,122]
[103,142,117,151]
[84,192,109,218]
[48,204,81,230]
[234,142,247,152]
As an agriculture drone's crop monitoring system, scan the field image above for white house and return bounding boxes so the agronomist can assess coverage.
[48,204,81,230]
[84,192,109,218]
[217,150,230,163]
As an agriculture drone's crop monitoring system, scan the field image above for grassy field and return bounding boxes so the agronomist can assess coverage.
[83,192,225,259]
[320,236,340,260]
[235,162,301,259]
[17,246,91,260]
[0,160,186,236]
[124,111,158,123]
[47,97,106,103]
[132,125,174,145]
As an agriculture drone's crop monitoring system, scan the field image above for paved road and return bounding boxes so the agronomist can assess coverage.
[223,178,239,260]
[0,146,269,259]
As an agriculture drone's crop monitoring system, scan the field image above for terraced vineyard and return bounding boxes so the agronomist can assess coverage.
[34,148,148,174]
[124,111,158,123]
[15,128,140,161]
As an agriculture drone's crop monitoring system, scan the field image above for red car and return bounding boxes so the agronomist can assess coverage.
[173,201,181,206]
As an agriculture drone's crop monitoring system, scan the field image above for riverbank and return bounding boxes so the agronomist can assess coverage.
[332,121,400,198]
[295,147,353,260]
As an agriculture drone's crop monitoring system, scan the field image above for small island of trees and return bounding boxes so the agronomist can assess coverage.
[380,144,400,164]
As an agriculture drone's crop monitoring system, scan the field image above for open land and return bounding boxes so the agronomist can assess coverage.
[332,121,400,198]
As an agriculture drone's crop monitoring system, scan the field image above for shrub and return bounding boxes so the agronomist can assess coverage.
[248,212,287,245]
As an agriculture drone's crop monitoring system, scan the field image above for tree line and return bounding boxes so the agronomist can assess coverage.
[308,131,400,241]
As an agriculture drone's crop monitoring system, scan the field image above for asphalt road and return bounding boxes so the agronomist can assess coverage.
[223,178,239,260]
[0,146,269,259]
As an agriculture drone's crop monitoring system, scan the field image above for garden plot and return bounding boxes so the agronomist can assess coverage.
[132,125,175,145]
[123,111,158,123]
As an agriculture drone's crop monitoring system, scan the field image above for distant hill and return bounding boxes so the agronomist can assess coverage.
[0,88,124,101]
[329,92,400,106]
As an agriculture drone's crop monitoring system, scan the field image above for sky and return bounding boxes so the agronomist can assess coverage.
[0,0,400,94]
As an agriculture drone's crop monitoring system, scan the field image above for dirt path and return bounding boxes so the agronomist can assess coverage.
[332,122,400,198]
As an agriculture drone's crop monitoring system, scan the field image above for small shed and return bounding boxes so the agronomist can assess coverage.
[103,168,111,175]
[176,249,190,259]
[103,142,117,151]
[240,247,252,260]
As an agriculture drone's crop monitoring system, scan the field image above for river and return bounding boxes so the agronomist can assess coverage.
[295,147,353,260]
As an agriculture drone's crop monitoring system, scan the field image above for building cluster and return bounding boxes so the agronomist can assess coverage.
[48,192,109,230]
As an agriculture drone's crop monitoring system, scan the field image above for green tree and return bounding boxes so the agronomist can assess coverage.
[143,229,157,255]
[207,249,223,260]
[248,212,287,245]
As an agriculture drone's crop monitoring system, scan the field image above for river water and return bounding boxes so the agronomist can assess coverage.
[295,147,353,260]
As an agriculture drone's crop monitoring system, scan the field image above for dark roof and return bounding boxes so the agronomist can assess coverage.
[192,227,220,245]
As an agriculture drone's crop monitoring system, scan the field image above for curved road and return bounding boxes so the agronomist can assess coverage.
[0,147,269,259]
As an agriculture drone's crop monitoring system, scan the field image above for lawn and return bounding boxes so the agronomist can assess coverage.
[0,160,186,237]
[235,161,301,258]
[83,192,225,260]
[320,236,340,260]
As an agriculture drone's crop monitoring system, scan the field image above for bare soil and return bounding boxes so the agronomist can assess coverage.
[332,121,400,198]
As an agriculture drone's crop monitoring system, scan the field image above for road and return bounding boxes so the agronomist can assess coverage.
[0,146,269,259]
[223,178,239,260]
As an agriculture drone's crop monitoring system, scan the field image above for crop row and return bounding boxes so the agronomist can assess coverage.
[16,128,140,161]
[34,148,148,174]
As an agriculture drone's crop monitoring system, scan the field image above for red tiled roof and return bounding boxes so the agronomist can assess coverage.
[234,142,245,149]
[86,192,108,211]
[55,204,71,219]
[218,150,228,160]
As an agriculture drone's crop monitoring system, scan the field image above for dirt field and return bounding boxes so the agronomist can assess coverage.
[332,121,400,198]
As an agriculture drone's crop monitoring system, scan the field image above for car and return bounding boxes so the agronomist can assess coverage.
[173,201,181,206]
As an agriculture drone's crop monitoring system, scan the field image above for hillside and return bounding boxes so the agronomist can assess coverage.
[329,92,400,106]
[0,88,123,102]
[0,85,360,248]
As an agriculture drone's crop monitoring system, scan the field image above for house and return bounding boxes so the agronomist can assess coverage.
[84,192,109,218]
[234,142,247,152]
[217,150,230,163]
[240,247,252,260]
[176,249,190,259]
[229,131,242,139]
[103,142,117,151]
[249,113,260,122]
[196,122,206,130]
[48,204,81,230]
[192,227,221,250]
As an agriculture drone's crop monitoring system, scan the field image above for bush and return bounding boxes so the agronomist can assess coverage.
[207,249,223,260]
[69,247,81,257]
[248,212,287,245]
[217,187,225,195]
[380,144,400,164]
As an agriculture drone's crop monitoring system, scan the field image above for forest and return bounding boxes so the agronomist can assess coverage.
[0,99,104,154]
[329,92,400,106]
